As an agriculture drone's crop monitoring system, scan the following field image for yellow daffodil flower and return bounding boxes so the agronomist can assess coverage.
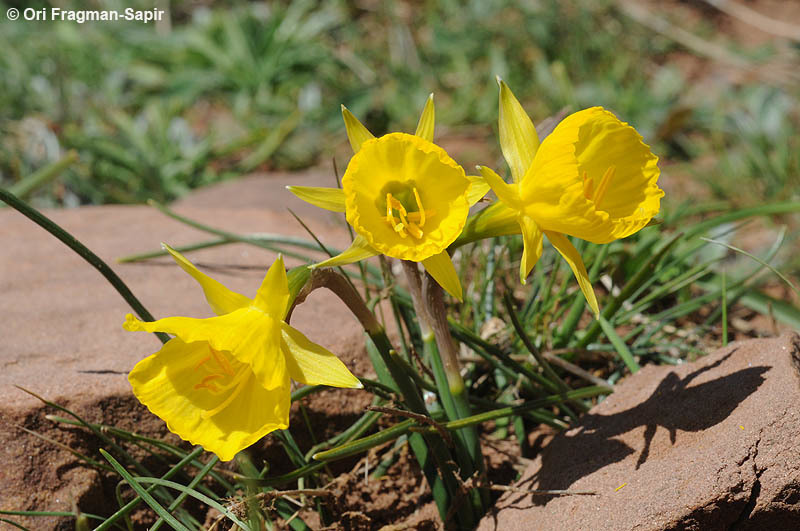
[286,96,490,301]
[124,245,361,461]
[479,79,664,316]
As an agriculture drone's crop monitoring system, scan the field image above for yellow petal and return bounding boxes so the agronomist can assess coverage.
[519,217,543,284]
[124,308,288,391]
[414,93,435,142]
[422,250,463,301]
[497,78,539,183]
[312,235,379,269]
[544,231,599,316]
[161,243,251,316]
[253,256,290,319]
[466,175,491,207]
[341,105,375,153]
[522,107,662,243]
[286,186,346,212]
[478,165,520,208]
[280,323,361,388]
[128,338,290,462]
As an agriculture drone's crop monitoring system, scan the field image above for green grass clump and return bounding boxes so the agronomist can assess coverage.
[2,0,798,206]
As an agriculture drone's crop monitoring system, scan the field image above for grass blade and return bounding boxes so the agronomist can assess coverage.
[598,316,640,373]
[7,151,79,200]
[99,450,190,531]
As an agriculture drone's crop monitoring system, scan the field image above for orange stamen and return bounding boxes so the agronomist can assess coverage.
[406,222,423,239]
[582,170,593,200]
[201,369,249,419]
[593,166,616,207]
[386,193,408,237]
[209,347,235,376]
[194,373,224,391]
[385,189,433,239]
[412,187,426,227]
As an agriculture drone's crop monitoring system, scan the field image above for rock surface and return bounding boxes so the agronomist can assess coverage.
[0,171,377,527]
[479,333,800,531]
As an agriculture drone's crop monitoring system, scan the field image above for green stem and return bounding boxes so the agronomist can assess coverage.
[403,261,487,517]
[147,200,314,264]
[311,385,611,463]
[294,268,464,526]
[7,150,79,199]
[0,187,169,344]
[450,201,519,248]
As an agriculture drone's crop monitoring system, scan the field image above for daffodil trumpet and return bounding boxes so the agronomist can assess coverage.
[124,245,360,461]
[287,95,491,301]
[478,79,664,316]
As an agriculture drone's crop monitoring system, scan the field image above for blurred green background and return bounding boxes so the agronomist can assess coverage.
[1,0,798,209]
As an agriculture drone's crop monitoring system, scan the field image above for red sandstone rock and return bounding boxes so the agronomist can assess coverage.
[479,334,800,530]
[0,171,377,527]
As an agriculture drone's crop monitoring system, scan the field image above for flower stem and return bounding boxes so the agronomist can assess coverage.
[402,261,488,514]
[294,267,471,527]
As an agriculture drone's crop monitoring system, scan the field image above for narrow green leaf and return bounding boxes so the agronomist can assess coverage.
[7,151,79,200]
[133,478,250,530]
[313,420,414,461]
[701,234,799,297]
[99,450,190,531]
[598,316,640,373]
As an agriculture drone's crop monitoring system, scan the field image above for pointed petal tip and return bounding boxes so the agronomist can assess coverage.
[428,92,434,100]
[495,75,504,86]
[122,313,141,331]
[355,379,364,389]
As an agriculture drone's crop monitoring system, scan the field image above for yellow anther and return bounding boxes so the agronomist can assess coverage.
[210,348,235,376]
[406,222,423,239]
[407,209,436,223]
[194,373,224,391]
[200,369,249,419]
[593,166,616,207]
[194,355,212,371]
[393,222,407,237]
[388,193,407,216]
[386,194,408,237]
[396,207,413,237]
[385,190,431,239]
[412,187,426,227]
[582,170,593,200]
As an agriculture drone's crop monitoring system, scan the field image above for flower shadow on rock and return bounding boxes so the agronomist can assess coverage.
[517,348,770,505]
